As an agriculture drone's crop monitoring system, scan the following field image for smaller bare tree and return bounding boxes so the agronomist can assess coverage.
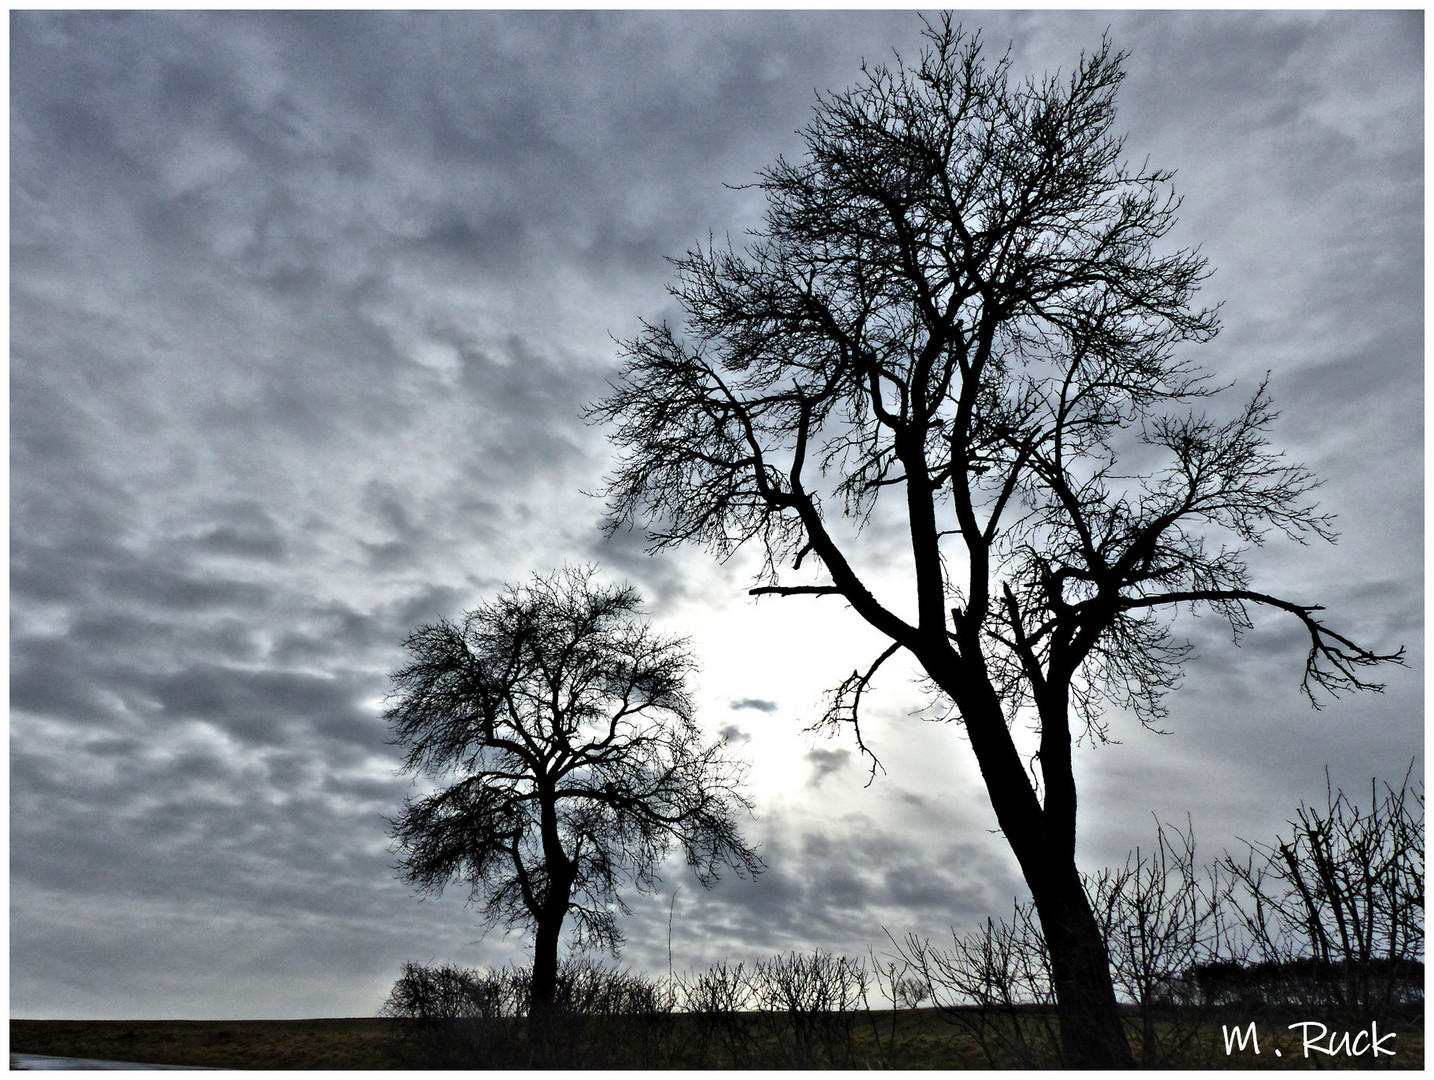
[385,566,763,1044]
[895,903,1061,1068]
[1087,818,1230,1065]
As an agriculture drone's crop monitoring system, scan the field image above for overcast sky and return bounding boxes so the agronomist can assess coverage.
[11,9,1422,1021]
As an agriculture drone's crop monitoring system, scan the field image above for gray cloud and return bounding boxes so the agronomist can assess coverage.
[731,698,780,714]
[642,792,1026,975]
[805,748,853,788]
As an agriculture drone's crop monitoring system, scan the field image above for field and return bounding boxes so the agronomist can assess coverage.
[10,1019,405,1070]
[11,1011,1424,1070]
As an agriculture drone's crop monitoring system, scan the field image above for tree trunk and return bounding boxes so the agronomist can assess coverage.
[948,673,1134,1068]
[530,782,573,1066]
[1027,862,1133,1068]
[531,907,563,1012]
[528,904,567,1066]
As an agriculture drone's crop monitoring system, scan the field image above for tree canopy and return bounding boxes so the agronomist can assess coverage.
[386,567,762,1009]
[592,20,1398,753]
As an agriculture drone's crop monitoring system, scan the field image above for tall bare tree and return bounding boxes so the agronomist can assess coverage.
[588,17,1401,1067]
[386,567,762,1032]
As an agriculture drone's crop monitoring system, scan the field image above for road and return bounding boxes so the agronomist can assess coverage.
[11,1054,214,1070]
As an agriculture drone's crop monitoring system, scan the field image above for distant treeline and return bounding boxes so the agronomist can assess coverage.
[1186,957,1424,1013]
[381,952,884,1068]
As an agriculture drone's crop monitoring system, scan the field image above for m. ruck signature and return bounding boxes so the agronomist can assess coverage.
[1222,1021,1397,1059]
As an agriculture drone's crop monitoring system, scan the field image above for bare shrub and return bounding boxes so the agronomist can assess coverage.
[380,962,525,1065]
[749,950,870,1068]
[896,902,1061,1067]
[547,956,678,1068]
[674,960,758,1067]
[1087,818,1232,1066]
[1220,766,1424,1020]
[381,957,675,1068]
[860,946,935,1067]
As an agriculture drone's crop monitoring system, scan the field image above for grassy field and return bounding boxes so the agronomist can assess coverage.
[11,1010,1425,1069]
[10,1019,406,1069]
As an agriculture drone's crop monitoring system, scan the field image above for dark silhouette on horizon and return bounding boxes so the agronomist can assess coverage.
[385,566,762,1057]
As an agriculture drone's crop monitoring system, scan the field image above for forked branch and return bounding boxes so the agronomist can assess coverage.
[1111,588,1406,705]
[811,641,904,785]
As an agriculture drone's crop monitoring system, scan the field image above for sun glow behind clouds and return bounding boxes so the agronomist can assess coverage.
[665,558,985,813]
[671,586,876,800]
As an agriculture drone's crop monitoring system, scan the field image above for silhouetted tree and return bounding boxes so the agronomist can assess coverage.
[589,16,1402,1068]
[385,567,762,1041]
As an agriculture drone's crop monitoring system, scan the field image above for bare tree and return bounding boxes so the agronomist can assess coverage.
[588,16,1402,1067]
[385,567,763,1033]
[1220,766,1423,1017]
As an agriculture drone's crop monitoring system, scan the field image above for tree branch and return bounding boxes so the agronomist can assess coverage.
[749,585,845,597]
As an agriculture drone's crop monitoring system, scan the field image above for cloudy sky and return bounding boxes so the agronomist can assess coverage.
[11,10,1422,1020]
